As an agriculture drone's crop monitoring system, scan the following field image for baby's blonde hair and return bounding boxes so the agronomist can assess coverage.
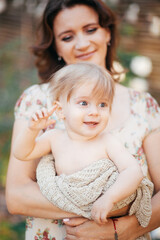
[49,63,115,110]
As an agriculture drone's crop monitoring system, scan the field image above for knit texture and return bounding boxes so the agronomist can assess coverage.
[36,154,153,228]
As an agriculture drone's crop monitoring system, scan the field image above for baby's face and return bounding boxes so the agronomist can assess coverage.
[60,82,110,140]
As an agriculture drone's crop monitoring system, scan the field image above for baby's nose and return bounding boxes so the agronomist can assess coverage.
[88,105,99,116]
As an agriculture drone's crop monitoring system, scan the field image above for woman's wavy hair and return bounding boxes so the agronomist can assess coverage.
[31,0,118,83]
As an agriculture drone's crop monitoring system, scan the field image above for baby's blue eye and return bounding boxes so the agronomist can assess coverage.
[99,102,107,108]
[79,101,88,106]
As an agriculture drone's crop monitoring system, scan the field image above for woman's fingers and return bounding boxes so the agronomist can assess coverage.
[65,226,83,240]
[63,217,88,227]
[65,224,102,240]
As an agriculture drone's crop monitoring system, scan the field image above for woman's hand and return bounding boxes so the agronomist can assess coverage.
[63,217,88,226]
[64,215,141,240]
[64,218,113,240]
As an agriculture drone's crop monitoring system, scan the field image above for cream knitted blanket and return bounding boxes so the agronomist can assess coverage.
[36,154,153,230]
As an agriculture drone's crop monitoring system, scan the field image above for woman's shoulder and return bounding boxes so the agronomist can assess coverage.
[128,88,159,111]
[23,83,49,96]
[16,83,50,105]
[15,83,51,119]
[127,88,160,131]
[128,87,151,101]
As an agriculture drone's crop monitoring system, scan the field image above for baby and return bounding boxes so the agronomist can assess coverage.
[13,63,153,226]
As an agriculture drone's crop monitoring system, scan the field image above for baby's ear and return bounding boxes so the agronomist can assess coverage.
[53,101,65,120]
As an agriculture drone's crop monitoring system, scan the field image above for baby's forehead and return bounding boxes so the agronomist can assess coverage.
[70,83,108,100]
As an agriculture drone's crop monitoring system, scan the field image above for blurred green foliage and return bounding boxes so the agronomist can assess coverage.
[117,49,138,86]
[0,220,25,240]
[0,36,38,238]
[0,37,38,186]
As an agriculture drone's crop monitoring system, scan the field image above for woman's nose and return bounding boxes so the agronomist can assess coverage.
[75,34,90,50]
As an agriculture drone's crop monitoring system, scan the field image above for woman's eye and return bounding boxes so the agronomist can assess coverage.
[79,101,88,106]
[99,102,107,108]
[86,27,97,34]
[61,35,73,42]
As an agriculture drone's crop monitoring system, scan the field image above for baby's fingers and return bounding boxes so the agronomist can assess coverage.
[100,212,108,224]
[46,119,56,128]
[48,105,57,116]
[91,207,108,225]
[41,108,49,118]
[32,108,52,121]
[91,210,101,225]
[31,112,39,121]
[31,109,45,121]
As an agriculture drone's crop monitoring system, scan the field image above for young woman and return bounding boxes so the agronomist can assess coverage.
[6,0,160,239]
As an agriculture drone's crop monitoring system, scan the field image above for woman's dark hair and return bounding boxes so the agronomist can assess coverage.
[31,0,118,83]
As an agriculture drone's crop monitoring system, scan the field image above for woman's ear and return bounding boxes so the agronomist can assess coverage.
[53,101,65,120]
[105,28,111,44]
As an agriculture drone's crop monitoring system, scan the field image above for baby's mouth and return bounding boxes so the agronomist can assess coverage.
[84,121,99,126]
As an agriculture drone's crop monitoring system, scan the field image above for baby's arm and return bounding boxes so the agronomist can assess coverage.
[91,133,143,224]
[13,107,56,161]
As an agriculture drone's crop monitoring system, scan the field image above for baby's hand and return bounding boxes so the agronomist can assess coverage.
[29,106,57,130]
[91,195,114,224]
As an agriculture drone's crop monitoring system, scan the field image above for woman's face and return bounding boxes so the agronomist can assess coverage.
[53,5,111,68]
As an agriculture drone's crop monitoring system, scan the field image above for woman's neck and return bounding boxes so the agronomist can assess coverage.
[106,83,131,131]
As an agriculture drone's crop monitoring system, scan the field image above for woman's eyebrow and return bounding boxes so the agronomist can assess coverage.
[58,30,72,38]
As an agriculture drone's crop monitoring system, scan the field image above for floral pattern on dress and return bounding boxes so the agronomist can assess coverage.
[133,146,146,166]
[15,92,26,108]
[15,84,64,130]
[34,228,56,240]
[145,93,159,116]
[26,217,34,229]
[14,84,49,119]
[51,220,64,227]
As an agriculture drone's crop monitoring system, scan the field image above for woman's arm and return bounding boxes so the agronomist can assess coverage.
[6,118,77,219]
[65,193,160,240]
[64,131,160,240]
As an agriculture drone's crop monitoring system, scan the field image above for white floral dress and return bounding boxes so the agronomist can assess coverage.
[15,83,160,240]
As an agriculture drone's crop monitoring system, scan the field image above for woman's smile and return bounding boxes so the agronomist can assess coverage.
[75,50,97,61]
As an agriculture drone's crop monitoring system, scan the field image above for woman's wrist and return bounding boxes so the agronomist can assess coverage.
[111,218,118,240]
[115,215,140,240]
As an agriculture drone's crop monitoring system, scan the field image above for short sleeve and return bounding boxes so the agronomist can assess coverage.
[14,84,51,120]
[144,92,160,135]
